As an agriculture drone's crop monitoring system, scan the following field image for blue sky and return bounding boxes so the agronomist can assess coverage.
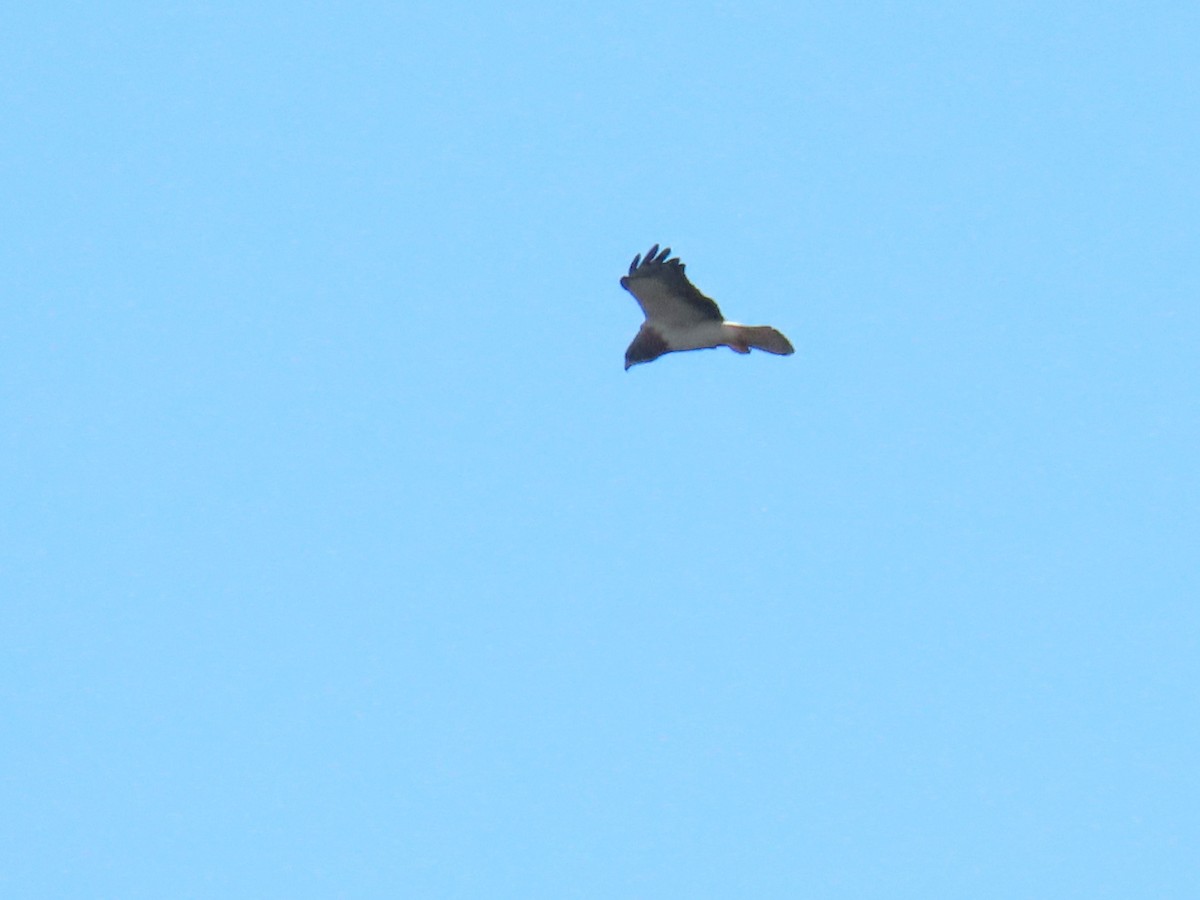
[3,2,1197,896]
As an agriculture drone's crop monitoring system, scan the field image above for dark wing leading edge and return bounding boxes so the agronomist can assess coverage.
[619,244,724,327]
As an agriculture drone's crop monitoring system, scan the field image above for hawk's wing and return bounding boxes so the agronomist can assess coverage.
[619,245,724,328]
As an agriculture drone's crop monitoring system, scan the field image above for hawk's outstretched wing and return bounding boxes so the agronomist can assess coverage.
[620,245,724,327]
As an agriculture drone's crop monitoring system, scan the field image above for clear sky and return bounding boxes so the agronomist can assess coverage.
[3,2,1198,897]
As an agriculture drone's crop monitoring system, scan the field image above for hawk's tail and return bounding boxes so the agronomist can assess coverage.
[735,325,795,356]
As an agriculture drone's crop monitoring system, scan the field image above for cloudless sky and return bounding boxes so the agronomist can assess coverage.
[3,2,1198,897]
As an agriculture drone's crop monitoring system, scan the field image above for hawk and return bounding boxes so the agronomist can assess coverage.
[620,244,795,370]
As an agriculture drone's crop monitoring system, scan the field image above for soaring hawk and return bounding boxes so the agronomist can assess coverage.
[620,244,794,370]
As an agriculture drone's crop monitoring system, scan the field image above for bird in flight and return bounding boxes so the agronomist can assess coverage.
[619,244,794,370]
